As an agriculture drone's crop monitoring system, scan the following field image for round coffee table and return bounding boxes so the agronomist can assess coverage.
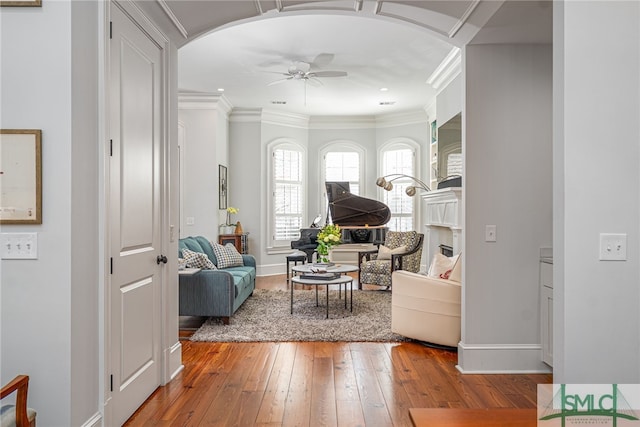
[290,275,354,319]
[291,263,359,299]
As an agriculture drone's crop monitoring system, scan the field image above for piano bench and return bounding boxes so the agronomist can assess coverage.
[286,253,308,284]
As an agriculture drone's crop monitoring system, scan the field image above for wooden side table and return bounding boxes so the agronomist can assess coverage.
[218,233,249,254]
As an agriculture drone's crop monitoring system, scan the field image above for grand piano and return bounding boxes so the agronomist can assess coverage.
[291,182,390,262]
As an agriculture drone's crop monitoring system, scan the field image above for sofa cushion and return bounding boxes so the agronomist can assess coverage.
[182,248,217,270]
[226,266,254,297]
[212,242,244,269]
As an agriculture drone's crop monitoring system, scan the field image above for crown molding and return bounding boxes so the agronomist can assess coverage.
[426,47,462,91]
[229,108,263,123]
[261,109,310,128]
[309,115,376,130]
[228,109,430,128]
[178,92,233,116]
[448,0,481,38]
[375,110,428,128]
[156,0,188,39]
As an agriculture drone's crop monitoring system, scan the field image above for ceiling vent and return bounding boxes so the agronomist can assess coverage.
[379,101,396,106]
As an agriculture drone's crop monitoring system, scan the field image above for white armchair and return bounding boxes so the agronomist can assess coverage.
[391,268,461,348]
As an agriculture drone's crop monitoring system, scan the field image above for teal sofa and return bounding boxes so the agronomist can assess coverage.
[178,236,256,324]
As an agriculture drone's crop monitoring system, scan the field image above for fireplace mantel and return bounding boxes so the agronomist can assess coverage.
[422,187,462,263]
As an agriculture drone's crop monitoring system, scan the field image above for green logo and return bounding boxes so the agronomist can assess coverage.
[539,384,639,426]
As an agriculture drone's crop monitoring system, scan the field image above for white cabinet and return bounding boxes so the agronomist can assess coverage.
[540,251,553,367]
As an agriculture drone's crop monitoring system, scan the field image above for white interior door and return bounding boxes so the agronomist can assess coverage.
[109,4,164,425]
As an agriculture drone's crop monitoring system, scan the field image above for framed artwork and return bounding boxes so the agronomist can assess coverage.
[218,164,227,210]
[0,129,42,224]
[0,0,41,6]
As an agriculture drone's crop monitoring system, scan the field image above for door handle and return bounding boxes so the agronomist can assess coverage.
[156,255,168,265]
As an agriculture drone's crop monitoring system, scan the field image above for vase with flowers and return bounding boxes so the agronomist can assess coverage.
[220,206,239,234]
[315,223,342,266]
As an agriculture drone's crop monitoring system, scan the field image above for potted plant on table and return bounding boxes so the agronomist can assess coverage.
[315,223,342,265]
[220,206,239,234]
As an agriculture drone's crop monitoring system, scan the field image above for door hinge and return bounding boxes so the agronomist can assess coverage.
[109,21,112,39]
[110,257,113,274]
[109,139,113,156]
[110,374,113,392]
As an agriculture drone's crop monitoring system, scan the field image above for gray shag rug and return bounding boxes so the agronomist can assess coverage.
[190,288,408,342]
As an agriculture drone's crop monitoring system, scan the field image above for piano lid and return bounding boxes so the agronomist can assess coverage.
[326,182,391,227]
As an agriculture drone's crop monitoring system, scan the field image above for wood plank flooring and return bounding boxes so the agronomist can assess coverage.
[125,274,552,427]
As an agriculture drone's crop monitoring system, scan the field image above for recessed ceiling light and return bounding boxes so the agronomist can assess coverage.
[217,88,224,92]
[380,87,389,92]
[379,101,396,106]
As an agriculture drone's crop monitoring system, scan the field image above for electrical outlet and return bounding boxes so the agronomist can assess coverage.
[485,225,497,242]
[599,233,627,261]
[1,233,38,259]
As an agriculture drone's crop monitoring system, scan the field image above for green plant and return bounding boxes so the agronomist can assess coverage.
[316,224,342,263]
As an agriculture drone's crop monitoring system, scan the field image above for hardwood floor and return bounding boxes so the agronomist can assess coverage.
[126,275,552,427]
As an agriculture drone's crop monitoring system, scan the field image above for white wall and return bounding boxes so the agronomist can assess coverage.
[178,95,230,238]
[554,1,640,383]
[459,43,552,372]
[1,1,99,425]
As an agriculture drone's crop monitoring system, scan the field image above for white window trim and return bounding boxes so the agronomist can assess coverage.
[266,139,307,251]
[378,138,421,231]
[319,141,365,224]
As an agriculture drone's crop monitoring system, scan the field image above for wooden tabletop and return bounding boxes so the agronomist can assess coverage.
[409,408,538,427]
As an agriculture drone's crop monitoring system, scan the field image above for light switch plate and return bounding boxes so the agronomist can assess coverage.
[1,233,38,259]
[485,225,497,242]
[599,233,627,261]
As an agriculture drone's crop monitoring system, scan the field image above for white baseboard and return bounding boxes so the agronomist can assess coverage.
[257,263,286,277]
[168,341,183,381]
[456,342,552,374]
[81,412,102,427]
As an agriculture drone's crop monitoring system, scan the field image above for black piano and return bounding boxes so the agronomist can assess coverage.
[291,182,390,261]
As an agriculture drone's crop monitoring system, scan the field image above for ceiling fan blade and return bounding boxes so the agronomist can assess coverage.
[267,77,293,86]
[309,71,347,78]
[306,77,323,87]
[311,53,334,68]
[262,70,292,76]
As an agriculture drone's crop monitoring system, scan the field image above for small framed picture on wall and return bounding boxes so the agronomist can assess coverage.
[0,129,42,224]
[219,164,227,210]
[0,0,41,6]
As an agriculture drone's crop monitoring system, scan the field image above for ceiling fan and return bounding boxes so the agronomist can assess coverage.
[266,53,347,87]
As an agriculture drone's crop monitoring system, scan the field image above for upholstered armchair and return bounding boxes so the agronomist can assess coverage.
[357,230,424,289]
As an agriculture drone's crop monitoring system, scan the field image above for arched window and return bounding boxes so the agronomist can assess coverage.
[380,142,419,231]
[269,142,305,247]
[324,151,361,195]
[320,143,364,223]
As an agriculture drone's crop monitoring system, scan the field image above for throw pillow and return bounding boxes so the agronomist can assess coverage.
[212,242,244,269]
[449,253,462,282]
[427,253,459,278]
[182,248,217,270]
[377,244,407,260]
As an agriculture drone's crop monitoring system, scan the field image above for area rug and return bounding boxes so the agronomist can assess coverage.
[190,288,408,342]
